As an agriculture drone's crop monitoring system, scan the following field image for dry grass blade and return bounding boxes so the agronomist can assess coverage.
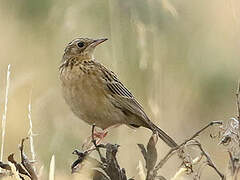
[28,90,36,163]
[49,155,55,180]
[0,64,11,164]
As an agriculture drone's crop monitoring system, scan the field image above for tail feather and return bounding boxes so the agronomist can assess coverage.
[150,122,178,148]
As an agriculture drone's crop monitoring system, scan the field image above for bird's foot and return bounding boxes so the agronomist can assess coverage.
[82,126,108,151]
[93,130,108,144]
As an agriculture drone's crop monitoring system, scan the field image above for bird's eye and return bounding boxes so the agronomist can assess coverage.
[77,42,85,48]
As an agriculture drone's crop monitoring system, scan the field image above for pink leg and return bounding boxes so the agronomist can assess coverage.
[82,126,108,150]
[82,124,121,151]
[93,130,108,144]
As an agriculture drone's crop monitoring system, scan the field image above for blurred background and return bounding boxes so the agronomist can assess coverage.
[0,0,240,179]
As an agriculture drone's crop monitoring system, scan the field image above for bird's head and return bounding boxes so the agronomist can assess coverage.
[63,37,108,60]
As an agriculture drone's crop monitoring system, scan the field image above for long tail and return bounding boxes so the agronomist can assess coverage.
[149,122,178,148]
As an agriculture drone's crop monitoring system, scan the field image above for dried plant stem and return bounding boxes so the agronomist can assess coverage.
[195,142,225,180]
[28,90,36,162]
[154,121,222,171]
[0,64,11,164]
[49,155,55,180]
[19,138,38,180]
[8,162,22,180]
[181,121,223,146]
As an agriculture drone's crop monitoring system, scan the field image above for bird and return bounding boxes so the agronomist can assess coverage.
[59,37,178,148]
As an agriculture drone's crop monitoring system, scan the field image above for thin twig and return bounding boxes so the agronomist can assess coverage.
[193,141,225,180]
[19,138,38,180]
[154,121,222,171]
[153,146,177,172]
[180,121,223,147]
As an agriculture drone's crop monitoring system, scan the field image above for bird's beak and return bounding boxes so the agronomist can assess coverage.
[91,38,108,47]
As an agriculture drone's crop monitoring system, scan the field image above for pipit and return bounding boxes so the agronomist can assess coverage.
[59,38,178,148]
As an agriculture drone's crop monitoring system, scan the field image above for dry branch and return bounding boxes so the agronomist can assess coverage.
[0,138,38,180]
[71,125,132,180]
[154,121,222,172]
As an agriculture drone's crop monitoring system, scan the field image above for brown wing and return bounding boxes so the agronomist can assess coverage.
[94,62,178,147]
[97,62,149,121]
